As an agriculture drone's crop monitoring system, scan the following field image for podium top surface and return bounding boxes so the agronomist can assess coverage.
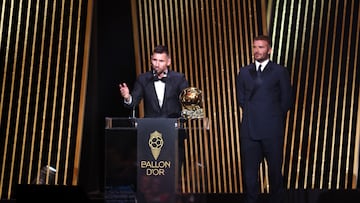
[105,117,210,130]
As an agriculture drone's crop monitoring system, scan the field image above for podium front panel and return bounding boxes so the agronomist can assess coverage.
[136,118,178,203]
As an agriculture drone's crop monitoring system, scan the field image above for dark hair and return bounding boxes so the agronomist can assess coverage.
[153,45,169,55]
[254,35,272,47]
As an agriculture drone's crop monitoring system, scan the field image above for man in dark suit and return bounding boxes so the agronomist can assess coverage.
[236,35,292,203]
[119,45,188,118]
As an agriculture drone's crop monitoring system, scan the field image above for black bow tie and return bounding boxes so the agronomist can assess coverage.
[153,76,167,82]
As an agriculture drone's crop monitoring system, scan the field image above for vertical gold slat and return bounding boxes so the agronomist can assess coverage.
[194,0,207,192]
[188,126,196,191]
[229,0,240,192]
[184,132,190,191]
[141,0,149,73]
[6,0,23,198]
[178,0,187,75]
[174,0,183,74]
[261,0,268,35]
[32,0,49,184]
[281,0,293,185]
[27,0,41,184]
[241,0,250,65]
[213,0,225,192]
[143,0,150,71]
[177,1,188,192]
[260,162,265,193]
[280,0,293,183]
[271,0,280,61]
[155,0,162,43]
[183,0,196,192]
[132,0,143,76]
[227,0,235,192]
[246,0,254,40]
[263,159,270,193]
[190,0,202,192]
[273,0,287,63]
[200,0,213,193]
[231,0,243,193]
[219,0,230,189]
[284,0,301,188]
[150,1,161,46]
[147,0,154,49]
[168,0,178,71]
[336,0,348,189]
[138,0,147,116]
[327,0,340,189]
[350,2,360,189]
[56,0,74,184]
[132,0,143,96]
[179,1,191,76]
[47,0,65,184]
[194,122,201,192]
[344,0,355,189]
[252,0,258,35]
[69,0,84,184]
[164,1,171,58]
[318,1,333,189]
[184,0,191,79]
[0,0,13,197]
[219,0,230,193]
[228,0,238,193]
[208,0,218,192]
[294,0,310,189]
[184,1,198,83]
[74,0,93,184]
[303,0,317,189]
[311,0,325,189]
[37,0,57,184]
[0,0,7,120]
[282,0,295,65]
[18,0,33,184]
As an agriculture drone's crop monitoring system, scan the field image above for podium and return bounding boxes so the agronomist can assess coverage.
[105,117,182,203]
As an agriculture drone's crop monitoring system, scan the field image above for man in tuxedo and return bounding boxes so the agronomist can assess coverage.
[119,45,188,195]
[119,45,188,118]
[236,35,292,203]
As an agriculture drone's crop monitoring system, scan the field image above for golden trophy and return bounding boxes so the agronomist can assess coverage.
[179,87,204,119]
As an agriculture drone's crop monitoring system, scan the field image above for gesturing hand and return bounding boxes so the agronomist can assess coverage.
[119,83,130,101]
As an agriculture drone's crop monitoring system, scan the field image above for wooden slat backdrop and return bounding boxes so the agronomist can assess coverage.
[0,0,92,199]
[0,0,359,200]
[130,0,360,193]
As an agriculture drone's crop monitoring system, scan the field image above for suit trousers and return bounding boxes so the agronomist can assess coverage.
[241,136,284,203]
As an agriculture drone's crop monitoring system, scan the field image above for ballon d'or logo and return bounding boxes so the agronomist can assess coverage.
[148,131,164,160]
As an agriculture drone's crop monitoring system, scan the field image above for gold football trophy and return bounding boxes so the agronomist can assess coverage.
[179,87,204,119]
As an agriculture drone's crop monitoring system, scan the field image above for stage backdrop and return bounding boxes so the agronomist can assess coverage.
[129,0,360,194]
[0,0,359,200]
[0,0,93,200]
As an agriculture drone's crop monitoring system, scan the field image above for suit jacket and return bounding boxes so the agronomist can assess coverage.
[236,61,292,140]
[125,70,189,118]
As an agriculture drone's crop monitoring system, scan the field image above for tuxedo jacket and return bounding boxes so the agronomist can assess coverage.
[236,61,292,140]
[125,70,189,118]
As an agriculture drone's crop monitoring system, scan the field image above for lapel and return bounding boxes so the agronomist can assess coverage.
[162,71,174,108]
[250,63,257,80]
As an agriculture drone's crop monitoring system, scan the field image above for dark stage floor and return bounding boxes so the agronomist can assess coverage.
[4,185,360,203]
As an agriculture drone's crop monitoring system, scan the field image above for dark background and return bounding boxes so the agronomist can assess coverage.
[79,0,136,194]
